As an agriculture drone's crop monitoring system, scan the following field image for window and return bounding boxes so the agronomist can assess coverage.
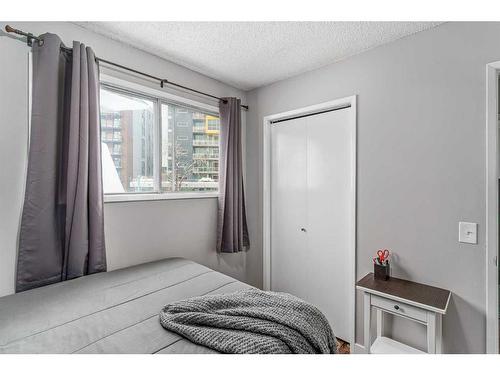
[206,116,220,133]
[100,87,154,194]
[161,103,219,193]
[100,82,220,196]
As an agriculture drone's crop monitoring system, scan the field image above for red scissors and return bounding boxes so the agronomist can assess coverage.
[377,249,390,263]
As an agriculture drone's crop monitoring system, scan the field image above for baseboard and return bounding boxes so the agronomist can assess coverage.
[353,343,367,354]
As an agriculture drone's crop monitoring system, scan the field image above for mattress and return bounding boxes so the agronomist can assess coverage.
[0,257,252,354]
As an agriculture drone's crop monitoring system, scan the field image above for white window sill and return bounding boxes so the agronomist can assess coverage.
[104,192,219,203]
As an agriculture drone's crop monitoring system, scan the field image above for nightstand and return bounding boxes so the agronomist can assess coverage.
[356,273,451,354]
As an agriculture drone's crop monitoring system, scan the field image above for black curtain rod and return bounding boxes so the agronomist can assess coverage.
[271,104,352,124]
[5,25,249,110]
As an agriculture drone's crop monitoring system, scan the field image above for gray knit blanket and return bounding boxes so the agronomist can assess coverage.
[159,289,337,354]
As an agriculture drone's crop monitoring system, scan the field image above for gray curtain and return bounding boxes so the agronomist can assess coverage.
[16,34,106,292]
[217,98,250,253]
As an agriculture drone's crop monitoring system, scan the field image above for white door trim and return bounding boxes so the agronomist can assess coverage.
[262,95,357,346]
[486,61,500,354]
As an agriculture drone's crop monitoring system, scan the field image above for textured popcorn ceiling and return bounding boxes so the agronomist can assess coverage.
[77,22,441,91]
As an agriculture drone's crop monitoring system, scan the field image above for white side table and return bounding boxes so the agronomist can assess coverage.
[356,273,451,354]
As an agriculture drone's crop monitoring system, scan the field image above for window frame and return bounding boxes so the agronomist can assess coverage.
[100,74,220,202]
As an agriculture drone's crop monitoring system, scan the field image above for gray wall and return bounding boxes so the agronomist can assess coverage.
[0,21,259,297]
[245,22,500,353]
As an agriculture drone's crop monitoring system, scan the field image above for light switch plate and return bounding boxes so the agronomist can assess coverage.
[459,222,477,244]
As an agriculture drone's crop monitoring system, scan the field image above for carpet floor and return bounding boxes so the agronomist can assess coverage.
[336,338,350,354]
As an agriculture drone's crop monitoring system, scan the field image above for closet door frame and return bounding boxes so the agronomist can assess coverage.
[263,95,357,346]
[486,61,500,354]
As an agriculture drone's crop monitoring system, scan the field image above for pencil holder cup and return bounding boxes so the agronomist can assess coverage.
[374,262,390,280]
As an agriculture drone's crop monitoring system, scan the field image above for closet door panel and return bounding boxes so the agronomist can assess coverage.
[270,118,308,294]
[306,108,353,341]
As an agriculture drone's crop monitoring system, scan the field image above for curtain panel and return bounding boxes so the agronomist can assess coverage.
[217,98,250,253]
[16,34,106,292]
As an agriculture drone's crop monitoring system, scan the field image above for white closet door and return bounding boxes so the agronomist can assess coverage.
[270,117,309,297]
[270,108,354,343]
[306,108,353,342]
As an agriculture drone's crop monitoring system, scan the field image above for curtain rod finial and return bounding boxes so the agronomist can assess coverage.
[160,79,169,89]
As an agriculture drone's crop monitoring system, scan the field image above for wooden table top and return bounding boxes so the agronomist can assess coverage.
[356,273,451,313]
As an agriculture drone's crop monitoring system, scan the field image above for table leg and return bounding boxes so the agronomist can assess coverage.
[427,311,436,354]
[435,314,442,354]
[363,292,372,353]
[376,308,384,338]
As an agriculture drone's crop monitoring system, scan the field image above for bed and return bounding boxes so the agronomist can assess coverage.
[0,258,252,354]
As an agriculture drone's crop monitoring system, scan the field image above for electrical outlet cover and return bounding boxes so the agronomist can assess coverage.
[459,222,477,244]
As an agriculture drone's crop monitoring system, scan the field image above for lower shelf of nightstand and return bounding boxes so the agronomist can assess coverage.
[370,337,425,354]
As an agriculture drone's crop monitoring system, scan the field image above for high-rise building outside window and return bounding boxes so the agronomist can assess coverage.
[100,83,220,195]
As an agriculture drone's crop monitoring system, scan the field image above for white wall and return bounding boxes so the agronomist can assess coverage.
[0,36,30,297]
[104,198,247,279]
[0,21,258,297]
[245,22,500,353]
